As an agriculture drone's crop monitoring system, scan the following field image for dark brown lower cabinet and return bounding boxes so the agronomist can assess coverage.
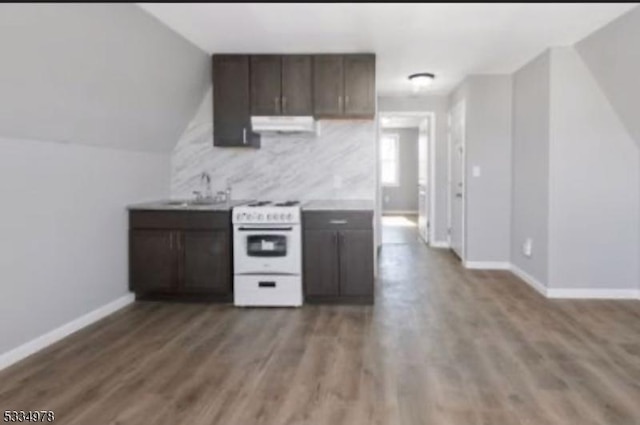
[303,230,340,297]
[130,230,176,292]
[182,230,230,294]
[129,211,232,302]
[303,211,374,304]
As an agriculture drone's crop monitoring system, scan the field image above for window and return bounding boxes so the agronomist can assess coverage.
[380,134,399,186]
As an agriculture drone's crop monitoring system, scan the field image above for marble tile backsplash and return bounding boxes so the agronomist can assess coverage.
[171,89,376,201]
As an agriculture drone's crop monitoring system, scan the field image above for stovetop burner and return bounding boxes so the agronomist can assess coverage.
[246,201,300,207]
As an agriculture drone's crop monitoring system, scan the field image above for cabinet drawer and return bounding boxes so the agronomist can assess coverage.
[234,275,302,307]
[130,211,229,230]
[303,211,373,230]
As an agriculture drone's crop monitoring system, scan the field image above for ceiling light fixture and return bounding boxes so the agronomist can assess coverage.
[408,73,436,92]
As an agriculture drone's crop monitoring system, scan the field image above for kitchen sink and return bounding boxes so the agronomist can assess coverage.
[165,199,224,207]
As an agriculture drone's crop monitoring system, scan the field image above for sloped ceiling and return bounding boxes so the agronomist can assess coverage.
[576,5,640,146]
[139,3,635,96]
[0,4,210,153]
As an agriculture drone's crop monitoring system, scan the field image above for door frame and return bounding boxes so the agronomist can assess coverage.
[377,111,436,244]
[448,99,466,261]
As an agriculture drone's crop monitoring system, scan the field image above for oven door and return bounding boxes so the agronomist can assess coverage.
[233,225,301,275]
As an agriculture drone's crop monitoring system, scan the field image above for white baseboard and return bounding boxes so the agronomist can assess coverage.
[430,240,450,249]
[464,261,511,270]
[509,264,548,297]
[509,264,639,300]
[0,293,135,371]
[546,288,640,299]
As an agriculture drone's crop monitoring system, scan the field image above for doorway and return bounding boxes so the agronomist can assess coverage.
[449,100,465,260]
[378,112,435,246]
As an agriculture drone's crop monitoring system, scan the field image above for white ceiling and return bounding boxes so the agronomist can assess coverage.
[139,3,637,96]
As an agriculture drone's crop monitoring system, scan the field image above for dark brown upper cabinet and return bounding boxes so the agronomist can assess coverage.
[344,55,376,117]
[251,55,313,116]
[313,55,344,117]
[281,55,313,116]
[213,55,260,148]
[313,54,376,119]
[251,55,282,116]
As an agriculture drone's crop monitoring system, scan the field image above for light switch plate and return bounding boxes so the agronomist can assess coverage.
[523,238,533,257]
[472,166,481,177]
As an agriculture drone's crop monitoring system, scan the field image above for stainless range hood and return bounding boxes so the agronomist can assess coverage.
[251,116,316,134]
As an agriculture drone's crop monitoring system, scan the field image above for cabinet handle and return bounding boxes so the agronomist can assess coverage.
[169,233,173,250]
[243,128,247,145]
[329,219,348,225]
[282,96,287,114]
[338,95,342,109]
[274,96,280,113]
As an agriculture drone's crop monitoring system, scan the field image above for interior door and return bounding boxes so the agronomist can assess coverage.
[450,101,465,259]
[417,119,429,243]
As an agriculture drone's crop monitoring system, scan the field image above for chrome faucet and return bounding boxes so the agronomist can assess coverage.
[225,178,232,201]
[200,172,213,199]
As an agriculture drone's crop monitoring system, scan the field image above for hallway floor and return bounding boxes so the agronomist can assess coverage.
[1,220,639,424]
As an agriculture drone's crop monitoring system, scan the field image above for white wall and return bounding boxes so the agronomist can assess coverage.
[450,76,513,263]
[382,128,419,212]
[0,137,169,355]
[465,76,513,263]
[0,4,209,153]
[511,52,551,283]
[548,47,639,290]
[0,4,202,359]
[576,5,640,146]
[378,96,449,243]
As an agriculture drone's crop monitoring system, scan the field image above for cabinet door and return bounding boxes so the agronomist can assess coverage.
[282,55,313,116]
[313,55,344,117]
[344,54,376,118]
[182,231,231,294]
[338,230,374,296]
[303,229,340,296]
[130,230,176,292]
[213,55,259,147]
[251,55,282,116]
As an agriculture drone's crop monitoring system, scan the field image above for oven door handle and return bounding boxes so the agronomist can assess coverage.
[237,226,293,232]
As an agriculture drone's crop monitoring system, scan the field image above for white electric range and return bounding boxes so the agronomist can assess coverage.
[232,201,302,307]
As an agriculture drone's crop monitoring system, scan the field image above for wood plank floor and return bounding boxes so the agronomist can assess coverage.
[1,223,639,424]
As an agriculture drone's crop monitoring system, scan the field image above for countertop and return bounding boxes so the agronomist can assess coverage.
[127,199,251,212]
[301,199,375,212]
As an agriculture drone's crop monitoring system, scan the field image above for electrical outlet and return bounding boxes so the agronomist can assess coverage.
[523,238,533,257]
[472,165,481,177]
